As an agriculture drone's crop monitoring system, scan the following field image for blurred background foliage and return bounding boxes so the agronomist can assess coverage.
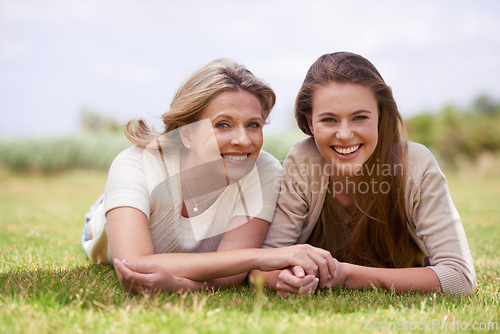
[405,94,500,173]
[1,94,500,173]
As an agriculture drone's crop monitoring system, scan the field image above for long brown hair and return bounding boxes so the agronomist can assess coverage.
[296,52,409,268]
[125,58,276,148]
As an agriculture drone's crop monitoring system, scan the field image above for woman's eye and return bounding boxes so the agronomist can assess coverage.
[320,117,336,123]
[248,122,262,128]
[215,122,230,128]
[353,115,368,121]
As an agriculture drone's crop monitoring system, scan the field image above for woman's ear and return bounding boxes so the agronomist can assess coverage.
[178,125,192,149]
[306,116,314,135]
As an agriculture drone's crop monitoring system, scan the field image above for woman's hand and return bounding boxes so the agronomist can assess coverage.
[259,244,336,287]
[113,259,203,295]
[321,258,344,289]
[275,259,344,296]
[275,266,319,296]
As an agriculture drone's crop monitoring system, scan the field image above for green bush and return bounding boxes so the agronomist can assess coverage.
[405,95,500,170]
[0,133,130,172]
[263,128,307,164]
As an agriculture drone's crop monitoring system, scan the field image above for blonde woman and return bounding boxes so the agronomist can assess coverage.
[82,59,336,294]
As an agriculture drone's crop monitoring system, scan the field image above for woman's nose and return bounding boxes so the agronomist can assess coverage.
[231,127,251,146]
[335,122,354,140]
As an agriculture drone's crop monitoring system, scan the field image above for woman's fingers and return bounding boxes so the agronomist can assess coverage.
[276,268,318,296]
[309,249,338,288]
[277,277,318,296]
[298,245,337,286]
[298,275,320,295]
[289,245,336,283]
[113,259,138,294]
[113,259,156,295]
[114,258,196,295]
[304,249,331,286]
[291,265,305,278]
[322,250,337,279]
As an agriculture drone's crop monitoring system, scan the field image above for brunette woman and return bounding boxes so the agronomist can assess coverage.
[252,52,476,296]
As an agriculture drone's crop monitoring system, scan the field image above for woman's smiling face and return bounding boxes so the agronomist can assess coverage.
[307,82,379,176]
[182,89,264,181]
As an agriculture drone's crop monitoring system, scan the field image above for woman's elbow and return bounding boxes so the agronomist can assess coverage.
[441,271,477,296]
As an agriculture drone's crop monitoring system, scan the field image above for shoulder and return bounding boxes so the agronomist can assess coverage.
[111,145,143,163]
[404,141,449,209]
[256,149,283,170]
[255,150,283,180]
[288,137,322,159]
[283,137,327,179]
[406,141,435,161]
[108,145,144,171]
[284,137,324,166]
[406,141,442,178]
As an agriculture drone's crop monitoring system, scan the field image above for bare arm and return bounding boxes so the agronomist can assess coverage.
[107,207,335,292]
[259,261,442,296]
[251,258,441,296]
[331,262,442,293]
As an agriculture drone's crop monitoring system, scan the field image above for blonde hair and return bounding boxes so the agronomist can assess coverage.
[125,59,276,148]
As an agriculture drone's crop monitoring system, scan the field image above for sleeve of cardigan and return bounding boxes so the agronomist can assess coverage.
[261,143,310,249]
[409,143,477,295]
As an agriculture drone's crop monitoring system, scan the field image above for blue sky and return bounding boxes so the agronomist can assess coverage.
[1,0,499,137]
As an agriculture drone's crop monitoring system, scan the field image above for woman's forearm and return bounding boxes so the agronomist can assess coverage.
[122,244,335,284]
[339,263,442,293]
[113,258,248,294]
[126,249,263,282]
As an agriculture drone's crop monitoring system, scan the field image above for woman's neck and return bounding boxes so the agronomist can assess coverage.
[180,150,228,216]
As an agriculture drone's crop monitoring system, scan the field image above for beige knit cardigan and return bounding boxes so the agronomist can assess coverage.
[263,137,476,295]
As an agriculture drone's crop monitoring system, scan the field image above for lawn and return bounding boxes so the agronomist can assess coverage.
[0,169,498,333]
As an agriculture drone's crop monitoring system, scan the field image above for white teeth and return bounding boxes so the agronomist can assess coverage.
[222,154,248,161]
[333,145,360,155]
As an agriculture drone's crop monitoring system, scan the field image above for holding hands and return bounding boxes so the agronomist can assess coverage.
[259,244,336,281]
[274,258,344,296]
[112,244,340,296]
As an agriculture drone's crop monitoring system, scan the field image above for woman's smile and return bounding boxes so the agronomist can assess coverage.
[221,152,251,164]
[331,144,362,159]
[182,89,264,181]
[308,82,379,176]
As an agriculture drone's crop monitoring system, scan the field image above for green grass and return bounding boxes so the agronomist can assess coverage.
[0,169,499,333]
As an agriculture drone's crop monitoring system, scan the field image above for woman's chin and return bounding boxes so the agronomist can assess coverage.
[223,159,256,182]
[332,162,364,177]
